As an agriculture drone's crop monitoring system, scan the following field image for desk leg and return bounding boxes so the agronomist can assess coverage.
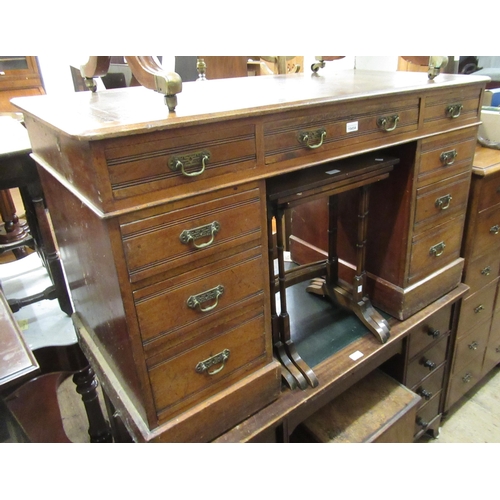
[0,189,29,259]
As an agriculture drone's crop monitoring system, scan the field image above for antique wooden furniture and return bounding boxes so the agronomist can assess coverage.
[12,70,488,442]
[298,369,421,443]
[445,145,500,410]
[0,116,72,315]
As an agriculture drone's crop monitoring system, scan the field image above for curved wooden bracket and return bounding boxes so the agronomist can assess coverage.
[79,56,111,92]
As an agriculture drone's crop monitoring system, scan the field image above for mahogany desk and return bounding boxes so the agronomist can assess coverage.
[12,70,489,442]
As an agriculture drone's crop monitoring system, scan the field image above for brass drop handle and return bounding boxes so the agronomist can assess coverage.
[298,128,326,149]
[377,114,399,132]
[481,266,491,276]
[195,349,230,376]
[180,221,220,249]
[490,225,500,235]
[169,151,210,177]
[423,359,436,370]
[428,328,441,338]
[429,241,446,257]
[435,194,453,210]
[446,103,463,118]
[462,373,473,383]
[468,341,479,351]
[496,346,500,353]
[474,305,485,314]
[440,149,458,166]
[418,388,433,401]
[187,285,224,313]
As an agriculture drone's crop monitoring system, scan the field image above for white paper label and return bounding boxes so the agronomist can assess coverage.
[346,121,359,133]
[357,285,363,293]
[349,350,364,361]
[325,169,341,175]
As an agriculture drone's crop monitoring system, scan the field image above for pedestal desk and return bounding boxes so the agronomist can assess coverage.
[12,70,488,442]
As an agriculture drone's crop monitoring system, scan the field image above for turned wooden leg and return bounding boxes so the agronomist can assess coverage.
[72,365,113,443]
[0,189,29,259]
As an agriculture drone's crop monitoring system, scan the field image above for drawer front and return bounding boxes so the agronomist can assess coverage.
[105,122,256,200]
[149,308,267,418]
[120,184,263,283]
[408,215,465,283]
[489,308,500,345]
[469,205,500,260]
[407,303,452,360]
[414,394,441,436]
[134,247,266,344]
[457,279,498,338]
[406,336,448,388]
[482,341,500,375]
[447,356,483,407]
[477,172,500,212]
[264,96,419,165]
[452,322,489,373]
[414,171,470,231]
[412,364,445,400]
[463,250,500,296]
[422,87,482,132]
[417,130,476,188]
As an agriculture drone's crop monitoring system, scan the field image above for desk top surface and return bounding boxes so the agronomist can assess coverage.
[11,70,489,141]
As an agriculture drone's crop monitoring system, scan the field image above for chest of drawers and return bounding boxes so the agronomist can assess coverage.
[12,70,488,442]
[445,145,500,410]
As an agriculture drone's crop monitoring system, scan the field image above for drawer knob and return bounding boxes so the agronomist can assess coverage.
[435,194,452,210]
[481,266,491,276]
[298,128,326,149]
[195,349,230,376]
[429,241,446,257]
[423,359,436,370]
[416,417,428,428]
[428,328,441,338]
[440,149,458,166]
[446,103,463,119]
[490,225,500,235]
[462,373,473,383]
[418,388,433,400]
[187,284,225,312]
[474,305,485,314]
[169,151,210,177]
[180,221,221,249]
[377,114,399,132]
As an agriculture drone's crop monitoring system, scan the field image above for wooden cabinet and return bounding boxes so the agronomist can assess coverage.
[12,70,488,442]
[445,146,500,410]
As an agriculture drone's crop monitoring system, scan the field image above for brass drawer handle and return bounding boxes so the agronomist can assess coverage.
[462,373,473,383]
[195,349,230,376]
[169,150,210,177]
[481,266,491,276]
[496,346,500,353]
[468,341,479,350]
[474,305,485,314]
[298,128,326,149]
[440,149,458,166]
[187,285,224,312]
[446,103,463,119]
[435,194,452,210]
[377,114,399,132]
[490,225,500,235]
[179,221,220,249]
[429,241,446,257]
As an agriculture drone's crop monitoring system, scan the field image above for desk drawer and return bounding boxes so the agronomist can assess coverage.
[412,364,445,400]
[105,122,256,200]
[149,306,267,419]
[414,171,470,231]
[422,87,482,132]
[469,205,500,261]
[264,96,419,165]
[477,172,500,212]
[417,130,476,187]
[456,279,497,338]
[120,183,263,283]
[414,393,441,436]
[407,304,452,360]
[406,336,448,388]
[134,246,266,344]
[408,215,465,283]
[463,250,500,295]
[447,356,484,407]
[452,322,489,373]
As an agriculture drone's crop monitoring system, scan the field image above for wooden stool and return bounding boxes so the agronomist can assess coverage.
[267,153,398,389]
[299,370,421,443]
